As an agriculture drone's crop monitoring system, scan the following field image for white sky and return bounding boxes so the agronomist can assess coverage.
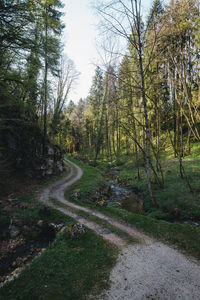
[62,0,152,103]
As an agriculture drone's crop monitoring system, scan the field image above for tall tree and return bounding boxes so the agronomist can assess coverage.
[40,0,64,153]
[50,56,79,139]
[95,0,160,205]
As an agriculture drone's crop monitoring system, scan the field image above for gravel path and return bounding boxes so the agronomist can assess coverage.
[40,159,200,300]
[40,159,126,247]
[99,243,200,300]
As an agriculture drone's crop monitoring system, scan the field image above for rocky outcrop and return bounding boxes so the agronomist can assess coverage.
[40,144,64,177]
[0,119,64,179]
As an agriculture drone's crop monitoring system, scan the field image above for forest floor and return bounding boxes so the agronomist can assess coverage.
[40,159,200,300]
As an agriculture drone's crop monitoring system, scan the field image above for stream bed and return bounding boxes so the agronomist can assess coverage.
[105,168,145,215]
[105,168,200,227]
[0,223,63,285]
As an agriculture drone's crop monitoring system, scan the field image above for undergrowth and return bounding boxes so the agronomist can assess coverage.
[66,156,200,260]
[0,163,118,299]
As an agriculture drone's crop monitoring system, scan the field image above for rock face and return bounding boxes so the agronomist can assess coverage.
[55,161,63,173]
[0,120,64,180]
[40,144,64,177]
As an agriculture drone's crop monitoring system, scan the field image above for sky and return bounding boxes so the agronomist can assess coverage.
[62,0,152,103]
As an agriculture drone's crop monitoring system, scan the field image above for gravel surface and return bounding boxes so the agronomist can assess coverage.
[99,243,200,300]
[40,159,200,300]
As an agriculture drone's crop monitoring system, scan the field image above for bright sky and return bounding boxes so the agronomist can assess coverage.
[62,0,152,103]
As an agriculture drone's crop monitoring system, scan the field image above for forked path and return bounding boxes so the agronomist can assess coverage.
[40,159,200,300]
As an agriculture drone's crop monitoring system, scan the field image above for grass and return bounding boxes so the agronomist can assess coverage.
[0,210,118,300]
[97,207,200,260]
[0,163,71,238]
[50,197,137,245]
[116,143,200,221]
[0,163,118,299]
[65,156,200,260]
[1,149,200,299]
[65,155,106,203]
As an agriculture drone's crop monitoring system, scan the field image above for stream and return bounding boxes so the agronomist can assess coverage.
[1,167,199,286]
[0,223,63,285]
[106,168,200,227]
[106,168,145,215]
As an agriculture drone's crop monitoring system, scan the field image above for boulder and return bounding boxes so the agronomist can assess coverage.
[72,189,81,199]
[55,161,63,172]
[9,225,20,238]
[66,223,85,239]
[37,220,43,227]
[47,145,54,156]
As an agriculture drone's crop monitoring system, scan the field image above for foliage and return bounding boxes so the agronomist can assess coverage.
[0,0,66,181]
[65,157,200,260]
[63,0,200,206]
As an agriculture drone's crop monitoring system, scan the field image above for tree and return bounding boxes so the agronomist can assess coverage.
[95,0,160,205]
[50,56,79,138]
[39,0,64,153]
[88,66,104,161]
[0,0,65,182]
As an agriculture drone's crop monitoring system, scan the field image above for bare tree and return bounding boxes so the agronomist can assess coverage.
[94,0,159,205]
[50,55,79,137]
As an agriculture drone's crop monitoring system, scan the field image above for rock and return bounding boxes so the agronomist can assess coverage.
[47,145,54,156]
[96,199,107,207]
[55,161,63,172]
[45,168,53,175]
[31,143,64,177]
[49,223,64,230]
[72,189,81,199]
[47,159,54,166]
[8,194,16,202]
[45,159,54,175]
[66,223,85,239]
[9,225,20,238]
[37,220,43,227]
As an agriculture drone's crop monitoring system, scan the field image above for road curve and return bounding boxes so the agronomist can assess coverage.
[40,159,126,247]
[40,159,200,300]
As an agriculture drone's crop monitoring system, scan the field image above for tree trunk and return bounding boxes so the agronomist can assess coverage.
[136,5,156,206]
[43,6,48,155]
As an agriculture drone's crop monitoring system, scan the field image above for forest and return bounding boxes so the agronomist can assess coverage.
[56,0,200,209]
[0,0,200,298]
[1,0,200,213]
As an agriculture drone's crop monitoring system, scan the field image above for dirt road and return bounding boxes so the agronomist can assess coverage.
[40,159,200,300]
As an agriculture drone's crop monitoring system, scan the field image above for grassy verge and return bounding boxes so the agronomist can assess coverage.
[0,209,118,300]
[50,197,137,244]
[65,155,106,203]
[65,156,200,260]
[0,162,118,299]
[0,163,71,239]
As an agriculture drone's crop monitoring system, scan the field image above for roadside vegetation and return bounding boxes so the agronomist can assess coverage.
[0,167,118,299]
[1,0,200,297]
[0,211,117,300]
[66,156,200,260]
[116,143,200,221]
